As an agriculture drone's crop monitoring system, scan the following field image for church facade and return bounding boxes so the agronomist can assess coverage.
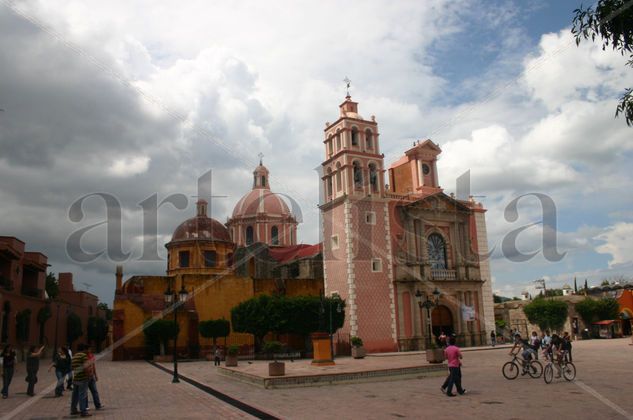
[320,96,494,352]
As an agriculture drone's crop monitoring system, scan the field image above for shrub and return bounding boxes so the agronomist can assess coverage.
[227,345,240,356]
[350,336,363,347]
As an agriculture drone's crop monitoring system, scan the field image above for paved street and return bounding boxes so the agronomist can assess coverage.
[0,338,632,419]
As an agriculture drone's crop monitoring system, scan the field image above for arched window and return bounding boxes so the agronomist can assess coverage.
[365,129,373,149]
[246,226,254,245]
[179,251,190,268]
[369,163,378,192]
[326,168,333,198]
[335,163,342,191]
[271,226,279,245]
[428,233,447,269]
[336,134,341,151]
[353,161,363,188]
[351,127,359,146]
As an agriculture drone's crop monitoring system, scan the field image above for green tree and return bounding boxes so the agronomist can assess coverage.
[575,298,597,326]
[596,297,620,320]
[16,309,31,343]
[66,312,83,346]
[523,298,568,332]
[601,279,611,286]
[37,306,52,344]
[87,317,108,352]
[45,273,59,299]
[198,319,230,349]
[572,0,633,126]
[97,303,113,321]
[143,319,179,356]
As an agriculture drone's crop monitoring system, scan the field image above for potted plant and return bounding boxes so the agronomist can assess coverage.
[350,336,366,359]
[425,340,444,363]
[263,341,285,376]
[225,345,240,367]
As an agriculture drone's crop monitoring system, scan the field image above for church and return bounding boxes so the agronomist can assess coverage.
[112,93,494,359]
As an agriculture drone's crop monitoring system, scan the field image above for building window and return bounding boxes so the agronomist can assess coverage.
[353,161,363,188]
[336,135,341,151]
[351,127,359,146]
[246,226,254,245]
[365,211,376,225]
[226,253,234,267]
[326,168,333,198]
[371,258,382,272]
[428,233,447,269]
[369,163,378,192]
[179,251,190,268]
[365,129,373,149]
[204,250,217,267]
[261,176,266,186]
[271,226,279,246]
[331,235,339,250]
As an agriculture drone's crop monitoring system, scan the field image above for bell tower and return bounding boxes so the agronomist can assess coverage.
[320,91,397,353]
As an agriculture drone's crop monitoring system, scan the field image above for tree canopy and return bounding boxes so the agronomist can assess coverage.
[523,298,568,332]
[45,272,59,299]
[574,297,620,326]
[572,0,633,126]
[87,316,108,351]
[143,319,179,356]
[66,312,83,346]
[198,319,230,347]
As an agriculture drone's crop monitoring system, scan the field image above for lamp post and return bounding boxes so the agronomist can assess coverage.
[415,287,441,349]
[164,282,189,384]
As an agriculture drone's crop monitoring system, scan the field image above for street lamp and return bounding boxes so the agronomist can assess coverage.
[164,282,189,383]
[415,287,441,348]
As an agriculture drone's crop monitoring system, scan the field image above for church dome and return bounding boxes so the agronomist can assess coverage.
[171,200,231,243]
[232,189,291,219]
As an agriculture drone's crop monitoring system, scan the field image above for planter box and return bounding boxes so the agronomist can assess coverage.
[225,355,238,367]
[268,361,285,376]
[425,348,444,364]
[351,346,366,359]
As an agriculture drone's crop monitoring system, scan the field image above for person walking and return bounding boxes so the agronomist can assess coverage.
[70,344,92,417]
[1,345,16,398]
[25,345,45,396]
[443,336,466,397]
[48,347,71,397]
[84,346,103,411]
[214,347,222,367]
[563,332,573,362]
[490,331,496,347]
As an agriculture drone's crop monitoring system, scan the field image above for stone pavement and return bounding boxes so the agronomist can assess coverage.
[1,339,632,419]
[0,359,255,419]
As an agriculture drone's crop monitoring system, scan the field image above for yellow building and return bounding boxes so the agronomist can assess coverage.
[112,166,323,360]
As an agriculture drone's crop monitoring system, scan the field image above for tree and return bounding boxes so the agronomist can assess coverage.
[36,306,52,344]
[575,298,597,326]
[143,319,179,356]
[45,273,59,299]
[87,316,108,352]
[523,298,568,332]
[198,319,230,350]
[572,0,633,126]
[601,279,611,286]
[584,279,589,293]
[97,303,113,321]
[545,289,564,297]
[574,277,578,294]
[596,297,620,320]
[66,312,83,346]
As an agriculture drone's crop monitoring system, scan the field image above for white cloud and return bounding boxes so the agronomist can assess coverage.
[595,222,633,267]
[108,156,150,177]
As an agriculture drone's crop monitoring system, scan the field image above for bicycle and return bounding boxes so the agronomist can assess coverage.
[543,352,576,384]
[502,354,543,379]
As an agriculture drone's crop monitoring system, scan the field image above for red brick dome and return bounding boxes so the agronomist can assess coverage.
[171,200,231,243]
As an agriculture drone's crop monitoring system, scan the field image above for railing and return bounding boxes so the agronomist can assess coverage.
[431,269,456,281]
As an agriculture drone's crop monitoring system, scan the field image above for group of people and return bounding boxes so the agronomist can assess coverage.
[509,330,574,377]
[1,343,103,417]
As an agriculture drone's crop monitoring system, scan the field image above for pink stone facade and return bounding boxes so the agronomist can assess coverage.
[321,97,495,353]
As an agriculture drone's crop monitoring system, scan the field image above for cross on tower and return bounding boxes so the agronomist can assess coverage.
[343,76,351,97]
[258,152,264,165]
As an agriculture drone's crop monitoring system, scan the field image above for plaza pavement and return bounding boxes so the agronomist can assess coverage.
[1,338,632,419]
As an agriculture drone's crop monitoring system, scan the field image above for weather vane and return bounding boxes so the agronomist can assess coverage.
[343,76,351,97]
[258,152,264,165]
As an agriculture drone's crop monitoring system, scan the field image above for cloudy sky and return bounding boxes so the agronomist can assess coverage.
[1,0,632,304]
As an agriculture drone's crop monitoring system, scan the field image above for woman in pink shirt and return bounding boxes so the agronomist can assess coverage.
[443,336,466,397]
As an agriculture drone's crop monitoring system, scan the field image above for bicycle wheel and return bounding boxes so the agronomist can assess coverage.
[562,362,576,381]
[502,361,519,380]
[543,364,553,384]
[528,360,543,378]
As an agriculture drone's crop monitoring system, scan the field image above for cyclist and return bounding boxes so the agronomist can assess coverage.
[509,333,536,374]
[546,333,565,378]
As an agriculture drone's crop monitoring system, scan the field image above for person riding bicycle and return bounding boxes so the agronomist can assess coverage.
[546,333,565,378]
[509,333,536,373]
